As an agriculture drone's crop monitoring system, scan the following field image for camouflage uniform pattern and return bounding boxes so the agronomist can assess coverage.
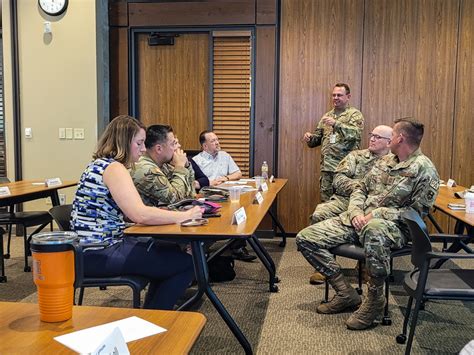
[297,148,439,279]
[131,155,195,207]
[311,149,383,224]
[307,106,364,201]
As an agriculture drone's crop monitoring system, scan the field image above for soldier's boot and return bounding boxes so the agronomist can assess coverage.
[345,277,385,330]
[316,273,362,314]
[309,271,325,285]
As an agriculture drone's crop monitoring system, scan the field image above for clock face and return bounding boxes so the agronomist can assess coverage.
[38,0,68,16]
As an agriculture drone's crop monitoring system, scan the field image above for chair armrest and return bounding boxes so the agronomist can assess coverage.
[430,233,471,243]
[426,251,474,260]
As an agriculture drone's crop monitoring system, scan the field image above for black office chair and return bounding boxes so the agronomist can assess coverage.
[324,242,412,325]
[49,204,149,308]
[0,177,53,272]
[396,209,474,354]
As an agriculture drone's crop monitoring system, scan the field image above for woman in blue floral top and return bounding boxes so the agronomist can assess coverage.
[71,115,201,310]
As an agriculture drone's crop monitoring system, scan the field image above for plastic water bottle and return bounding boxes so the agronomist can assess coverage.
[465,191,474,213]
[261,161,269,180]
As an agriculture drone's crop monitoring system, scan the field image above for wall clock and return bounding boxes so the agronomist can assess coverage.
[38,0,68,16]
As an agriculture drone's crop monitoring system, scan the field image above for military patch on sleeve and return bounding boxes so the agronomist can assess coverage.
[429,179,440,191]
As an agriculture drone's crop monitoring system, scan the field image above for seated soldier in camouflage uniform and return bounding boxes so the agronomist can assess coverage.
[131,125,195,206]
[308,125,392,285]
[296,118,439,330]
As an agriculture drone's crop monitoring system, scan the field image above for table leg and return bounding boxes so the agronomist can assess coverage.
[269,210,287,247]
[433,221,473,269]
[188,240,253,354]
[247,235,279,292]
[50,191,60,206]
[0,227,7,282]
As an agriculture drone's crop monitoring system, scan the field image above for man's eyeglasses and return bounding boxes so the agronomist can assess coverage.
[369,133,391,141]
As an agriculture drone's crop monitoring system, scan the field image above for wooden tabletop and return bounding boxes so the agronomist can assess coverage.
[434,185,474,228]
[0,302,206,354]
[0,180,77,200]
[125,178,288,238]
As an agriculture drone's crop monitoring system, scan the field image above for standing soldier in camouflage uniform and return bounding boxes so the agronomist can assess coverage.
[308,125,393,285]
[296,118,439,330]
[131,125,195,206]
[303,83,364,202]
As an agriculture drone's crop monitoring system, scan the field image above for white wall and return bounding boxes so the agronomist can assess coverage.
[3,0,99,210]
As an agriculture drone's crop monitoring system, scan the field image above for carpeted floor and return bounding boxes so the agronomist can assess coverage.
[1,233,473,354]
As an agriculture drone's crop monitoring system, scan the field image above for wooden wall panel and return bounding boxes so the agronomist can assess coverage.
[362,0,418,129]
[129,1,255,27]
[137,34,209,150]
[452,0,474,187]
[254,26,276,176]
[278,0,364,232]
[257,0,277,25]
[109,27,129,118]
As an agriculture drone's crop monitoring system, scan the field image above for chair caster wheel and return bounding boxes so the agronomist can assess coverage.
[270,284,279,292]
[0,276,7,283]
[396,334,407,344]
[99,286,107,291]
[356,288,363,295]
[382,317,392,326]
[274,276,281,283]
[24,266,31,272]
[3,254,10,259]
[279,241,286,248]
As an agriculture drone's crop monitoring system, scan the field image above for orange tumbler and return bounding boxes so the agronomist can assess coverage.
[30,232,83,323]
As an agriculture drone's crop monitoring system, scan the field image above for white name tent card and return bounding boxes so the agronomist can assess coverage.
[45,177,63,187]
[269,175,275,183]
[0,186,11,196]
[54,316,166,354]
[231,207,247,225]
[259,182,268,192]
[446,178,456,187]
[91,327,129,355]
[253,192,264,205]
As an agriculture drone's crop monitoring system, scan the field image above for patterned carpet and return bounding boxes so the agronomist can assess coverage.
[1,234,473,354]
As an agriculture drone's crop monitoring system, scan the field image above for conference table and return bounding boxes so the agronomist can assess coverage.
[432,185,474,255]
[125,178,288,355]
[0,179,77,282]
[0,301,206,354]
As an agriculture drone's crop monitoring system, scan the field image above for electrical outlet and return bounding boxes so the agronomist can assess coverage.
[59,128,66,139]
[73,128,85,140]
[59,194,66,205]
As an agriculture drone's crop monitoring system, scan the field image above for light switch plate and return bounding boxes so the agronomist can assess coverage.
[65,128,73,140]
[59,128,66,139]
[25,128,33,139]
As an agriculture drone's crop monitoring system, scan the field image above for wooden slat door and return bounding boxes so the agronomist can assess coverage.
[212,34,252,178]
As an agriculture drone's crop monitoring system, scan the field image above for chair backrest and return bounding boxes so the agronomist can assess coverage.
[49,204,73,231]
[402,208,432,268]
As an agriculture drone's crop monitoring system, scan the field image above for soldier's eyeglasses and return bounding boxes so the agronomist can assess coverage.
[369,133,391,141]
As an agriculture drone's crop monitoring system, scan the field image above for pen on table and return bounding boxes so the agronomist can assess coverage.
[32,182,45,185]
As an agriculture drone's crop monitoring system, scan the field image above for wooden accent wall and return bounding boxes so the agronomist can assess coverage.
[279,0,472,233]
[136,33,209,150]
[278,0,365,232]
[452,0,474,186]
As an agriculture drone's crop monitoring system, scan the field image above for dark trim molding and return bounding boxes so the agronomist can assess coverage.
[10,0,21,181]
